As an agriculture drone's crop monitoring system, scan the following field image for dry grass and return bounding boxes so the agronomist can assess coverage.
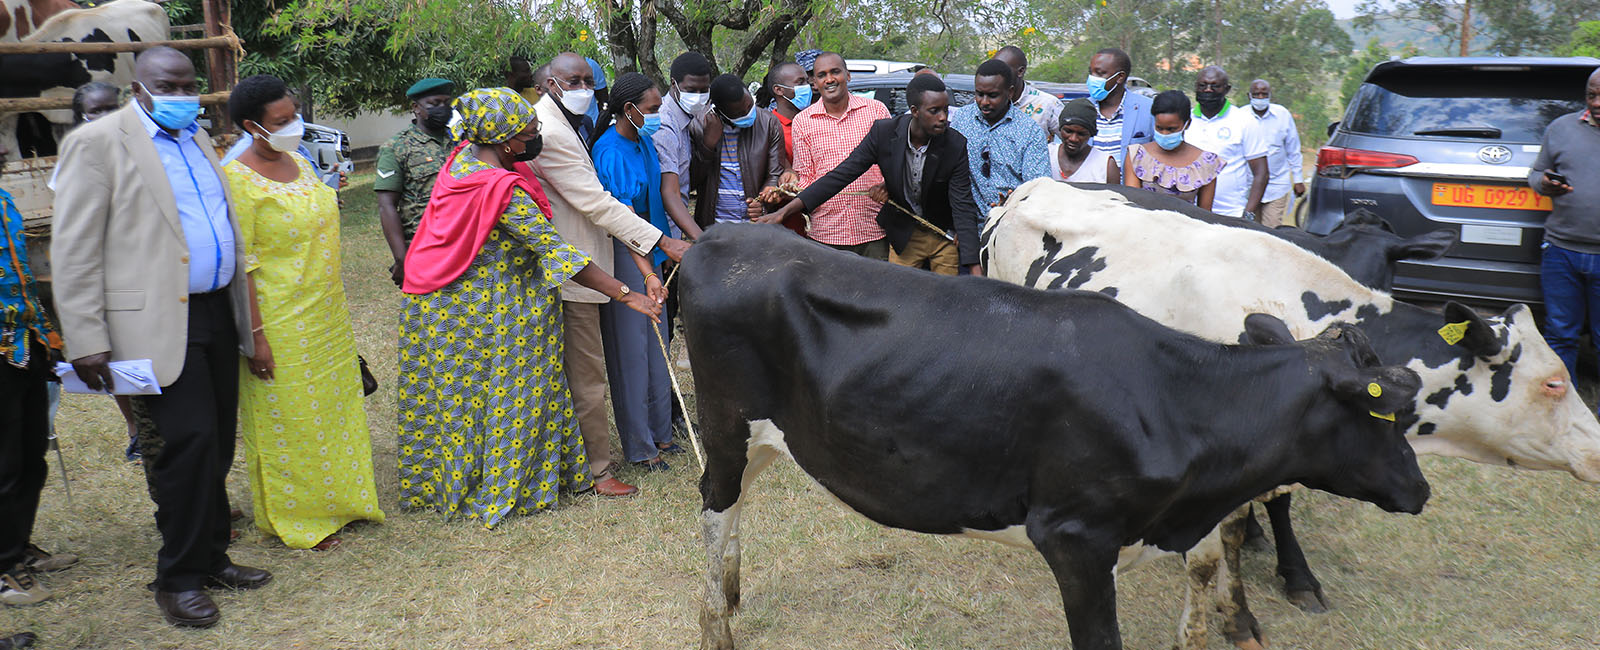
[9,174,1600,649]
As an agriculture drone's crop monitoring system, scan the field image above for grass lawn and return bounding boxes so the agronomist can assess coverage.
[10,173,1600,649]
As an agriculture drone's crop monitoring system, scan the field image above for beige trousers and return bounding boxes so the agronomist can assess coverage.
[889,229,961,275]
[1259,193,1291,228]
[562,301,613,475]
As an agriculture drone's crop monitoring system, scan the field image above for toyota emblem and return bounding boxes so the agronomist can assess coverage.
[1477,145,1512,165]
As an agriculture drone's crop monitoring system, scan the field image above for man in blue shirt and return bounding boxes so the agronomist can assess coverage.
[1,138,77,608]
[949,59,1051,212]
[51,46,271,628]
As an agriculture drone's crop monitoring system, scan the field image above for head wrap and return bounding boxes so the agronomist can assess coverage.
[587,57,609,90]
[1058,97,1098,134]
[795,49,823,73]
[450,87,536,145]
[406,77,455,101]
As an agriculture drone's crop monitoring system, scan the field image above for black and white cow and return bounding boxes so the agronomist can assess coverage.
[682,224,1431,650]
[985,178,1600,643]
[0,0,168,159]
[987,183,1459,291]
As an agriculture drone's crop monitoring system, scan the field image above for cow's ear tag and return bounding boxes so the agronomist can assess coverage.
[1369,411,1396,422]
[1367,382,1382,398]
[1438,321,1470,345]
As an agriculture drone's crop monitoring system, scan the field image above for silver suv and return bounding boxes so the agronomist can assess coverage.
[1305,56,1599,307]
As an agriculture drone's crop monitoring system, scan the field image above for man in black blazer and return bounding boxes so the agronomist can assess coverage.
[764,74,983,275]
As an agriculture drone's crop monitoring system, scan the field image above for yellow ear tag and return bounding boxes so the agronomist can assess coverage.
[1369,411,1396,422]
[1438,321,1470,346]
[1367,382,1382,398]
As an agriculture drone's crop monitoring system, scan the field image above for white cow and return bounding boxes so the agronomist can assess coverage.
[983,178,1600,649]
[1,0,168,160]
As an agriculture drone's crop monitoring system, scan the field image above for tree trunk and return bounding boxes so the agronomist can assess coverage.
[638,0,662,86]
[600,0,642,74]
[1459,0,1472,56]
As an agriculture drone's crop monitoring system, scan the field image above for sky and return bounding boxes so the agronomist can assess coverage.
[1326,0,1374,20]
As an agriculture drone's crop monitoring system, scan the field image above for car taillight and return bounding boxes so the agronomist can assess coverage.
[1316,146,1419,178]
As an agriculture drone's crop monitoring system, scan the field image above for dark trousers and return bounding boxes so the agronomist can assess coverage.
[138,290,239,591]
[1541,243,1600,395]
[0,337,49,572]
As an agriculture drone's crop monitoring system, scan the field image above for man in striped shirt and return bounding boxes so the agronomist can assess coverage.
[780,51,892,259]
[1086,48,1153,170]
[696,74,787,226]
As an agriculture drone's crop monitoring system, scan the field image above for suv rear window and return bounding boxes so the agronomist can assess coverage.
[1342,67,1586,142]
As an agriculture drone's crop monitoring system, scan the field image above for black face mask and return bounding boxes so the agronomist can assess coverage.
[423,104,452,130]
[513,134,543,162]
[1196,90,1227,113]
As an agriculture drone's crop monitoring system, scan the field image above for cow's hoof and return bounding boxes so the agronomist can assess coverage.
[1285,588,1329,614]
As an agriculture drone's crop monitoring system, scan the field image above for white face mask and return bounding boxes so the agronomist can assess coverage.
[676,82,711,116]
[1250,96,1271,111]
[254,116,304,153]
[556,85,595,116]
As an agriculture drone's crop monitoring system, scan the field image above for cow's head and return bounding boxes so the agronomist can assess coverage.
[1245,314,1430,514]
[1315,210,1457,290]
[1408,303,1600,483]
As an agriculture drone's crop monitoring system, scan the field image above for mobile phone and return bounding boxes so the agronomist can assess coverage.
[1546,171,1569,186]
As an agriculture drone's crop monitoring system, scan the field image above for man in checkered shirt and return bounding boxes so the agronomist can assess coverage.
[785,51,892,259]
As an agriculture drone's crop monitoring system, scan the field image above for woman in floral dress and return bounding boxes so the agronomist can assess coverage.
[396,88,662,528]
[1124,90,1225,210]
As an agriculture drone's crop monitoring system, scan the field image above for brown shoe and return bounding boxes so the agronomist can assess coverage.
[154,589,219,628]
[207,564,272,590]
[588,464,639,497]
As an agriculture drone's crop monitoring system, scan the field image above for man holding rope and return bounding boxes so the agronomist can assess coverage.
[765,74,982,275]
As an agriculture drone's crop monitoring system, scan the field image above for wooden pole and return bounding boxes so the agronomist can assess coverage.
[0,92,231,113]
[0,35,236,55]
[201,0,233,131]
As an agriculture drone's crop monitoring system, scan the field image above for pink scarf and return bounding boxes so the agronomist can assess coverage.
[402,142,557,294]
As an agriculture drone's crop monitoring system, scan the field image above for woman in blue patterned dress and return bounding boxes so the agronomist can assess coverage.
[396,88,662,528]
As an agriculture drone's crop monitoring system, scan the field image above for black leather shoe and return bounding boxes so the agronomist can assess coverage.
[206,564,272,590]
[154,590,220,628]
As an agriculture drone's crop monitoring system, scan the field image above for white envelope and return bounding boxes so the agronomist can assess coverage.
[53,359,163,395]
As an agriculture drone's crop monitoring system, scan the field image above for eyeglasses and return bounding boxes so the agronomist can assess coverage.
[981,149,991,178]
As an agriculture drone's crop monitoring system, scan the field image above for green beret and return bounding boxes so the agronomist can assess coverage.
[406,78,455,100]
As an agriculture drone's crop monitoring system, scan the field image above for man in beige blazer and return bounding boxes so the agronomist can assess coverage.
[51,47,271,628]
[534,52,690,496]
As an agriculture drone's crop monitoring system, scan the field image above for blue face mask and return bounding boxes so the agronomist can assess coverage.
[636,112,662,138]
[722,106,758,129]
[138,82,200,131]
[1153,129,1185,151]
[1085,72,1122,103]
[781,84,813,110]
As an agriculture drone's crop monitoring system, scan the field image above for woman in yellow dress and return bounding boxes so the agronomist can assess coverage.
[223,74,384,550]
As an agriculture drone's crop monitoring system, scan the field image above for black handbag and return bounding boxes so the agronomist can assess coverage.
[358,355,378,397]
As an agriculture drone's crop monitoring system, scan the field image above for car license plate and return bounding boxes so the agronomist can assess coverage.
[1459,224,1522,246]
[1430,182,1551,211]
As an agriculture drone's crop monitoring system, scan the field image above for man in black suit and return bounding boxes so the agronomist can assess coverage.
[764,74,982,275]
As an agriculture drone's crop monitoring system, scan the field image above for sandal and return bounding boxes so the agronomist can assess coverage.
[656,442,687,455]
[312,536,342,552]
[635,458,672,472]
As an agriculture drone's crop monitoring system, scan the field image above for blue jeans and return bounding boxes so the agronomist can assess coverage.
[1540,242,1600,382]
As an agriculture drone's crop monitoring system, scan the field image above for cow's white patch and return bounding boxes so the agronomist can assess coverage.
[986,178,1600,483]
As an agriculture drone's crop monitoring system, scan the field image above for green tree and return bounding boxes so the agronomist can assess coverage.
[1354,0,1600,56]
[1558,20,1600,57]
[260,0,591,116]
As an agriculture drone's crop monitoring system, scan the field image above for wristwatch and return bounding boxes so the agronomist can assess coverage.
[1242,211,1258,222]
[616,284,631,301]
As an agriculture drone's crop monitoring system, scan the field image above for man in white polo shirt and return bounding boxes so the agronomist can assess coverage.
[1186,66,1268,220]
[1247,78,1305,227]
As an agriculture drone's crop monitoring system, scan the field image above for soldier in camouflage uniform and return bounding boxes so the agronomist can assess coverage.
[376,78,456,286]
